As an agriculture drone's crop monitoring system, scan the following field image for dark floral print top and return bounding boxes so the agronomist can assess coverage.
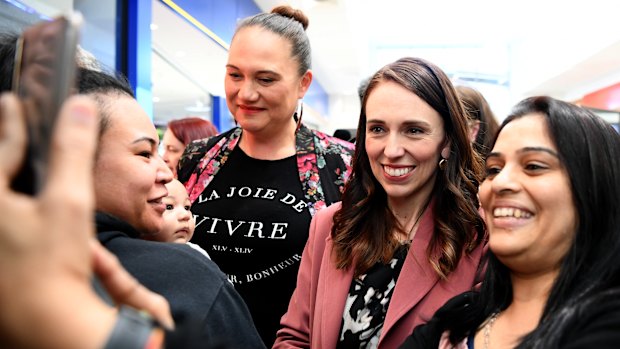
[177,124,355,216]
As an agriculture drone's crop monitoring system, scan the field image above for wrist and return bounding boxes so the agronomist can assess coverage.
[103,306,164,349]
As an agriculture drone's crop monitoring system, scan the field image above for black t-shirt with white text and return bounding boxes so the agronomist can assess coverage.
[190,146,311,346]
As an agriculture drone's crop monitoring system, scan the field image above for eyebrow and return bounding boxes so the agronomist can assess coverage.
[132,137,157,147]
[487,146,559,159]
[366,119,431,128]
[226,64,281,77]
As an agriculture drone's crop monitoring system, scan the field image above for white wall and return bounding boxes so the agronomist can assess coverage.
[20,0,73,16]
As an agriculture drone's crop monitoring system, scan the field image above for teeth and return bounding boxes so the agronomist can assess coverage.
[384,166,413,177]
[493,207,532,218]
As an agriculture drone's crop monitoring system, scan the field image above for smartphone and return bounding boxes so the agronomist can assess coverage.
[11,12,82,195]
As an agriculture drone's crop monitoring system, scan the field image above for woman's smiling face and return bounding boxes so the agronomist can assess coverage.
[93,95,173,236]
[480,113,576,275]
[224,26,311,138]
[364,80,448,209]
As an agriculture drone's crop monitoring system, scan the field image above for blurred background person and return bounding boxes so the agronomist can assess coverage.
[401,96,620,348]
[275,57,486,348]
[456,85,499,157]
[162,117,218,177]
[177,5,354,345]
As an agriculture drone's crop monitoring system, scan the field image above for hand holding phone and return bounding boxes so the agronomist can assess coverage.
[12,12,82,195]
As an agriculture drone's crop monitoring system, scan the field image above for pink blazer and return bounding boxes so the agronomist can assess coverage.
[274,202,486,349]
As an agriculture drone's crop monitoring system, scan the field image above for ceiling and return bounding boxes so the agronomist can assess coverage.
[152,0,620,129]
[14,0,620,128]
[151,0,229,125]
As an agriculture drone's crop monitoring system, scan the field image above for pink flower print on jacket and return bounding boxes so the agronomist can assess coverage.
[178,125,354,216]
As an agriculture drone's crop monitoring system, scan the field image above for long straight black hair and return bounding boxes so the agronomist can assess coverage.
[442,96,620,347]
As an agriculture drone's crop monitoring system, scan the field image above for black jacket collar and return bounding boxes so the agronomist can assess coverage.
[95,211,141,239]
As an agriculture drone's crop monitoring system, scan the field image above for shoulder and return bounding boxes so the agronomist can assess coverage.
[307,202,341,248]
[178,128,240,183]
[560,288,620,348]
[314,202,341,226]
[184,127,238,155]
[310,128,355,154]
[101,235,228,285]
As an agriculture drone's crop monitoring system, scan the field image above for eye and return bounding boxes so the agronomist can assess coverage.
[258,77,274,84]
[228,72,242,79]
[139,151,153,159]
[524,163,547,172]
[165,204,174,210]
[485,166,502,178]
[184,205,191,211]
[368,125,385,134]
[406,127,424,135]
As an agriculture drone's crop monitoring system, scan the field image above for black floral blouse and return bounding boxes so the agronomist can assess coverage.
[177,124,355,216]
[337,244,410,348]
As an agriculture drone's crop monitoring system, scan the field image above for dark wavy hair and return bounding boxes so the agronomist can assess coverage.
[442,96,620,347]
[331,57,485,278]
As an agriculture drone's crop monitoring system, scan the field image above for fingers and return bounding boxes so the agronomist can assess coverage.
[91,240,175,330]
[0,94,27,189]
[43,96,98,210]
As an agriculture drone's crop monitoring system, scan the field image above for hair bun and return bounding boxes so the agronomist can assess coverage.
[271,5,309,30]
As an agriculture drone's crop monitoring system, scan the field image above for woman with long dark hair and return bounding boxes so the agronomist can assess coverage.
[401,96,620,348]
[275,57,486,348]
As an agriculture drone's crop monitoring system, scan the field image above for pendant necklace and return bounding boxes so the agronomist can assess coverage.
[400,211,423,245]
[483,312,500,349]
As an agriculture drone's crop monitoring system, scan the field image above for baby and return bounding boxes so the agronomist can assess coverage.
[155,178,210,259]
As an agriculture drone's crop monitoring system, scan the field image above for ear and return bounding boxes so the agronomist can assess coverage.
[441,141,451,159]
[298,70,313,98]
[468,120,481,143]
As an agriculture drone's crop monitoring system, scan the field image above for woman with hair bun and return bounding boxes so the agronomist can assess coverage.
[178,6,354,346]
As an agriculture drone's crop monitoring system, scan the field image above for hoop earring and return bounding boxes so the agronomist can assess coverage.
[439,158,447,170]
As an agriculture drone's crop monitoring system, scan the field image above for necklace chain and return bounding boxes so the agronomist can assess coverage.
[398,212,424,243]
[483,312,500,349]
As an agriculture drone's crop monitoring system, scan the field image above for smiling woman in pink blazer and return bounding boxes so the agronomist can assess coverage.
[274,57,487,349]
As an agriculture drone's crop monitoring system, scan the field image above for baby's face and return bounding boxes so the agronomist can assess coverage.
[159,180,195,243]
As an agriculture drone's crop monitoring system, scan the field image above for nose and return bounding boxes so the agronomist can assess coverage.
[490,164,520,194]
[156,155,173,184]
[178,208,191,222]
[162,150,170,164]
[383,134,405,158]
[238,80,259,102]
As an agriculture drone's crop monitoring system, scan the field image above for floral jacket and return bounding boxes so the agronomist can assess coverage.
[177,124,355,216]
